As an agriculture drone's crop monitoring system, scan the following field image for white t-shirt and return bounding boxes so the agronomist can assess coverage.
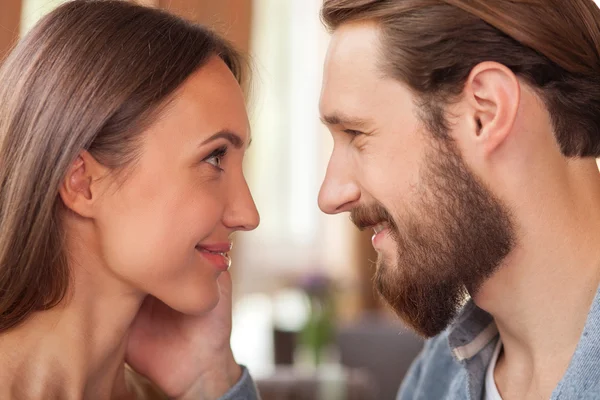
[484,339,503,400]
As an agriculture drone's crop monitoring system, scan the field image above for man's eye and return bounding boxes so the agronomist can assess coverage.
[343,129,364,136]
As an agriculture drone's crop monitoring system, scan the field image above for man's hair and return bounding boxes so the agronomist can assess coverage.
[321,0,600,157]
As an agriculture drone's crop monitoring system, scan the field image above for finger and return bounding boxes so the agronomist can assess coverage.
[217,271,233,297]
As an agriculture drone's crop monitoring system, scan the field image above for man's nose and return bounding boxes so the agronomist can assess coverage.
[318,153,360,214]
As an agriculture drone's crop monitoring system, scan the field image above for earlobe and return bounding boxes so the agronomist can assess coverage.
[465,61,520,155]
[59,151,102,218]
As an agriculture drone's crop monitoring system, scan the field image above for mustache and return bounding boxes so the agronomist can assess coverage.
[350,203,395,231]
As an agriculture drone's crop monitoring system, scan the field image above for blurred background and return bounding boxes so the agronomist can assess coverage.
[0,1,427,399]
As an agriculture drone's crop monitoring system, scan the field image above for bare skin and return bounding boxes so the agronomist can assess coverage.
[0,57,259,400]
[318,22,600,400]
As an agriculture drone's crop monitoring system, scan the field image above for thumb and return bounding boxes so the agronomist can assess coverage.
[217,271,233,299]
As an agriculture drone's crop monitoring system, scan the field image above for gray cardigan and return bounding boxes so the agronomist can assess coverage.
[220,366,260,400]
[126,365,260,399]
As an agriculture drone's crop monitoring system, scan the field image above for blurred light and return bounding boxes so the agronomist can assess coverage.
[272,289,311,331]
[20,0,67,35]
[231,294,275,378]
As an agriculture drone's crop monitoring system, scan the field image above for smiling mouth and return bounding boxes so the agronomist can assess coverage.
[195,242,233,271]
[373,223,388,234]
[195,241,232,253]
[195,246,229,257]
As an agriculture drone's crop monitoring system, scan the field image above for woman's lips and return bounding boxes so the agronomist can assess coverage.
[196,242,232,253]
[195,242,232,271]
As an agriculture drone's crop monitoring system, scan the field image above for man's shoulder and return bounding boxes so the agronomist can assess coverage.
[412,329,464,381]
[397,330,467,400]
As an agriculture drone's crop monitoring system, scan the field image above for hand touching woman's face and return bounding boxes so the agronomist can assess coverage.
[83,57,259,314]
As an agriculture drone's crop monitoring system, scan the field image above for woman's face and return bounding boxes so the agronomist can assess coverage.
[93,57,259,314]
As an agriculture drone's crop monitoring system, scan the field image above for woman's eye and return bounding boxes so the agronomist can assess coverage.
[203,146,228,170]
[206,155,221,168]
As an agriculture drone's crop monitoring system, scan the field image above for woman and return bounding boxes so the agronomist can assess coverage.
[0,1,261,399]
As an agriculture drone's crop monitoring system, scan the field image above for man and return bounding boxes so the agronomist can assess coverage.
[317,0,600,399]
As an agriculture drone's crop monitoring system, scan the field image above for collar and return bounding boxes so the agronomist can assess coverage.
[446,285,600,399]
[448,299,497,361]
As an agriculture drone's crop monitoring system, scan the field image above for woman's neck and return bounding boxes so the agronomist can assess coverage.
[0,261,145,400]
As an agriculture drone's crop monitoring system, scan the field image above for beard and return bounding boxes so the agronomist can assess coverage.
[351,138,515,338]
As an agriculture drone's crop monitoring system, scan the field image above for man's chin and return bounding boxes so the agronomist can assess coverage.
[389,301,460,338]
[375,269,465,338]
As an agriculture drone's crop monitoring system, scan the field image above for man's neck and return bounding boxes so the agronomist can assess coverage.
[0,262,145,400]
[474,160,600,399]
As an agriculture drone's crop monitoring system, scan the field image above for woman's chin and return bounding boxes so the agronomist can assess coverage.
[160,286,221,316]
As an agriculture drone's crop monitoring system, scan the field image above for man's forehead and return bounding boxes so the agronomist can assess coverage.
[320,22,384,115]
[328,20,381,56]
[324,21,382,79]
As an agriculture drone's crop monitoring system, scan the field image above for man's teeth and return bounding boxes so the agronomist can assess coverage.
[373,223,386,234]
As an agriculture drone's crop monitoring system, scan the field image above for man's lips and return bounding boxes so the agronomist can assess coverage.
[354,220,388,232]
[370,222,391,249]
[372,223,388,234]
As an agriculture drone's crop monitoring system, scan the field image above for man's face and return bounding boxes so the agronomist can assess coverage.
[318,22,515,337]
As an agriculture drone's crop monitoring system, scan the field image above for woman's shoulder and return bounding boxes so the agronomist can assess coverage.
[125,364,168,400]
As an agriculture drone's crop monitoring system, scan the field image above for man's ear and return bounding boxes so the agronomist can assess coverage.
[463,61,520,156]
[59,151,107,218]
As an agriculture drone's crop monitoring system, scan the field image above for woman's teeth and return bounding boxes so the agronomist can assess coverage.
[198,248,227,256]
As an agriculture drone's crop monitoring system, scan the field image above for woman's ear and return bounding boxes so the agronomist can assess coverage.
[59,151,108,218]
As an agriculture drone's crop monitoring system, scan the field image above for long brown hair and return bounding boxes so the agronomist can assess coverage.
[321,0,600,156]
[0,0,244,332]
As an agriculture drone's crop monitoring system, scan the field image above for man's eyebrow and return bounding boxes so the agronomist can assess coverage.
[199,129,251,149]
[320,112,372,128]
